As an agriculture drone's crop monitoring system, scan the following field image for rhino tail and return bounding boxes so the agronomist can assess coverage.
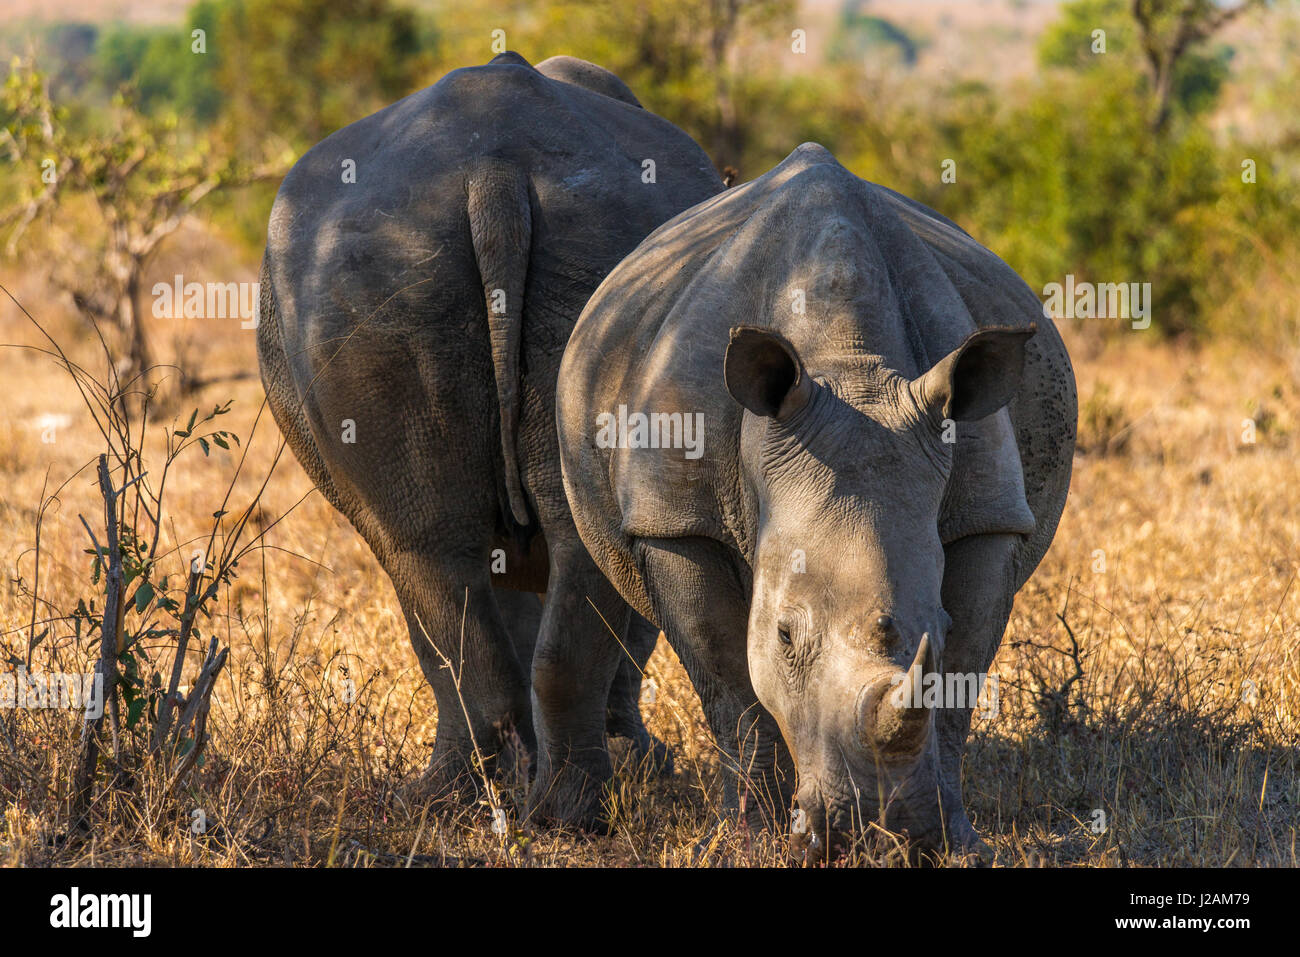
[467,159,533,527]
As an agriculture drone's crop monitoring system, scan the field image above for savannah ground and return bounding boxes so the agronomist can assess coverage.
[0,241,1296,867]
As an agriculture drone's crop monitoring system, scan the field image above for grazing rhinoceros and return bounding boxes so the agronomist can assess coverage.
[256,52,724,819]
[555,143,1077,856]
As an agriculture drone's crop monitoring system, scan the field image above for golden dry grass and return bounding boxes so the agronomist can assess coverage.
[0,247,1296,867]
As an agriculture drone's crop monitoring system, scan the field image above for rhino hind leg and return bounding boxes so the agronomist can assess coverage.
[490,588,545,787]
[388,549,534,804]
[260,261,518,796]
[497,585,671,788]
[635,536,794,828]
[526,539,631,830]
[494,587,542,679]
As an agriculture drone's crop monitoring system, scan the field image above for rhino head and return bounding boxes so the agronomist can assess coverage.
[722,322,1035,858]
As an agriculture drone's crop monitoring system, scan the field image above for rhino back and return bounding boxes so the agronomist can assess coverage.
[267,58,717,386]
[875,186,1077,585]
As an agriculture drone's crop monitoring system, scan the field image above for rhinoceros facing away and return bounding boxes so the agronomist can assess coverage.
[556,143,1077,856]
[257,53,724,819]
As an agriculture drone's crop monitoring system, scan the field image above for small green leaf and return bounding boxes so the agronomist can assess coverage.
[133,581,155,613]
[126,697,146,730]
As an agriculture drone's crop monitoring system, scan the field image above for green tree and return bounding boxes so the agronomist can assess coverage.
[213,0,435,151]
[0,60,287,399]
[1039,0,1246,128]
[428,0,795,177]
[94,1,223,123]
[1132,0,1264,131]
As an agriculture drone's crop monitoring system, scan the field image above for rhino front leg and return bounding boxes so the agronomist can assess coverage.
[526,540,628,829]
[936,532,1020,856]
[637,536,795,828]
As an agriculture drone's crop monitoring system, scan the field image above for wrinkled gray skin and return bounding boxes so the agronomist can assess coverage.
[256,53,724,821]
[557,143,1077,857]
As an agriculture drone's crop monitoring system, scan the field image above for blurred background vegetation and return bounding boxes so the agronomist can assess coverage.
[2,0,1298,359]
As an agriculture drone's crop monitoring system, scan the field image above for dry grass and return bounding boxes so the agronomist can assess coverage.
[0,252,1296,867]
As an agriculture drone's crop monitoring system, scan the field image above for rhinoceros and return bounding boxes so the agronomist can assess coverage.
[555,143,1077,855]
[256,52,724,817]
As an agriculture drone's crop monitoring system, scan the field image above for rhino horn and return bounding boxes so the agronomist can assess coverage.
[867,633,935,753]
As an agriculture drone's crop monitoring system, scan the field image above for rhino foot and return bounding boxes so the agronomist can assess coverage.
[405,733,517,806]
[940,805,993,865]
[526,756,613,833]
[943,825,994,867]
[399,744,494,809]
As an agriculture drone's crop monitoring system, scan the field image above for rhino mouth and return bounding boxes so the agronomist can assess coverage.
[790,751,949,864]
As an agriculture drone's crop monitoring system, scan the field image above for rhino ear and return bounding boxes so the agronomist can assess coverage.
[724,326,813,420]
[910,325,1036,423]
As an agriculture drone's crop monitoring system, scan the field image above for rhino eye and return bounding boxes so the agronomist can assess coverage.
[777,607,811,647]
